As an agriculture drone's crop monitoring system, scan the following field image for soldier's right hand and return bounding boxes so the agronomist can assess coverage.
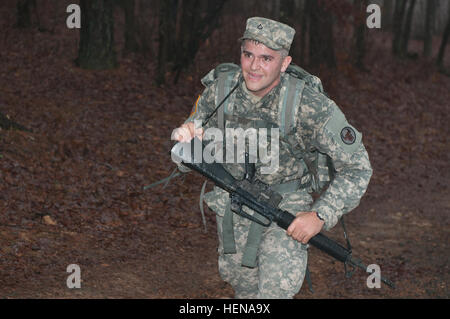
[171,122,203,143]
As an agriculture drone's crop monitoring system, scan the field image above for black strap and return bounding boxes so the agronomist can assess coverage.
[341,216,352,252]
[305,265,314,293]
[202,79,240,128]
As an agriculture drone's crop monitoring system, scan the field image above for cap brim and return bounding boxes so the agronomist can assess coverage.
[239,32,283,51]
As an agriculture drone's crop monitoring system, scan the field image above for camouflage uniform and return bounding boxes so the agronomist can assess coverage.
[180,17,372,298]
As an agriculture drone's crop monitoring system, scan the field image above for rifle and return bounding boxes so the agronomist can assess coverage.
[170,138,395,289]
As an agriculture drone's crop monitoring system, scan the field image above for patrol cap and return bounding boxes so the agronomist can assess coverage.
[241,17,295,52]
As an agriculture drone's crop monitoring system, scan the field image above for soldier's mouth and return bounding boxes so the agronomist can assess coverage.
[247,72,263,81]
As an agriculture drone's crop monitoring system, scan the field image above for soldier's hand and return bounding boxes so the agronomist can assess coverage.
[171,122,203,142]
[286,212,324,244]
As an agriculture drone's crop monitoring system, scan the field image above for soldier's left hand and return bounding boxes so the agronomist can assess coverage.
[286,212,324,244]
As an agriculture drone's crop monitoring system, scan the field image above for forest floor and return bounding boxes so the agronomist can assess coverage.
[0,16,449,299]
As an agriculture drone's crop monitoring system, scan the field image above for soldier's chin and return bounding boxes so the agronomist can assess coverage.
[244,81,262,93]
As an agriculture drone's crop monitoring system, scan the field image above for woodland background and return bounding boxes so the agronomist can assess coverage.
[0,0,448,299]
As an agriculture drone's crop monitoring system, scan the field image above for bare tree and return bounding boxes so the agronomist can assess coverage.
[272,0,281,20]
[392,0,417,57]
[156,0,227,86]
[392,0,408,56]
[423,0,436,58]
[16,0,36,28]
[382,0,395,31]
[116,0,139,54]
[77,0,117,70]
[156,0,180,86]
[400,0,417,55]
[353,0,368,70]
[437,5,450,68]
[308,0,336,68]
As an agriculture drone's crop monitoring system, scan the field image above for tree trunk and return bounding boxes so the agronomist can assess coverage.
[423,0,436,58]
[392,0,408,56]
[172,0,226,83]
[353,0,368,70]
[308,0,336,68]
[271,0,281,20]
[135,0,157,59]
[437,9,450,68]
[77,0,117,70]
[382,0,394,31]
[156,0,178,86]
[117,0,139,54]
[16,0,35,28]
[400,0,416,56]
[279,0,296,26]
[156,0,227,85]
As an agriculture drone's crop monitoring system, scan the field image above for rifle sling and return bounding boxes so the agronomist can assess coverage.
[222,179,306,268]
[222,201,237,254]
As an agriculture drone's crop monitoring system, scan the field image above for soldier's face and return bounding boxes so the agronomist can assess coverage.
[240,40,291,97]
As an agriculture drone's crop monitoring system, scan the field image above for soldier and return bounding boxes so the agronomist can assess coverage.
[172,17,372,298]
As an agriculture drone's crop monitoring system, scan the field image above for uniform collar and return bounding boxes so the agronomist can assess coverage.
[241,80,263,104]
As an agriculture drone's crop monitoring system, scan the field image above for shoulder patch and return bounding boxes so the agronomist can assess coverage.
[340,127,356,145]
[324,105,362,153]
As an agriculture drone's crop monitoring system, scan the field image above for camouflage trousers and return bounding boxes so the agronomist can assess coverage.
[206,187,312,299]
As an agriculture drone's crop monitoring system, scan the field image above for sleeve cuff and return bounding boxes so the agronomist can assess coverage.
[310,202,340,231]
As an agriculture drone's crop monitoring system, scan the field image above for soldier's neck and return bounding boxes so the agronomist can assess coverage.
[242,81,263,104]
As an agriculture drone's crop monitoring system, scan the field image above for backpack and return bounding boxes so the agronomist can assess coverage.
[207,62,335,193]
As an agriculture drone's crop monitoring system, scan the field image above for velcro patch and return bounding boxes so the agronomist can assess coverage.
[324,106,362,153]
[340,127,356,145]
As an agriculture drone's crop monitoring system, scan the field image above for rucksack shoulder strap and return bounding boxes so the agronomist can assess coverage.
[281,63,327,137]
[280,73,305,137]
[280,65,334,193]
[214,63,240,131]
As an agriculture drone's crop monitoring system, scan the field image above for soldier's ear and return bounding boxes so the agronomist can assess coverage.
[281,56,292,72]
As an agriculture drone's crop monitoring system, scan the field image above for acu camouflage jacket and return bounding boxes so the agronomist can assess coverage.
[182,65,372,231]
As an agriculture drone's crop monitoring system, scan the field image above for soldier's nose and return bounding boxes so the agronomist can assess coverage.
[250,59,260,70]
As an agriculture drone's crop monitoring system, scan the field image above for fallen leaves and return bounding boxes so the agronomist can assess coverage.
[0,15,448,299]
[42,215,57,226]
